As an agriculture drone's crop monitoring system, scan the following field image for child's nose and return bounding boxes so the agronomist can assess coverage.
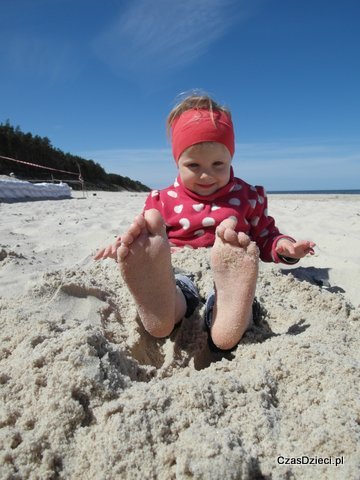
[199,170,212,179]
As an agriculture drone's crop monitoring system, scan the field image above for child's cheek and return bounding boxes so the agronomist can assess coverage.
[221,169,231,185]
[180,170,193,186]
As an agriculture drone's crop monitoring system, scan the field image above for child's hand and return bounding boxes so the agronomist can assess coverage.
[94,236,122,261]
[276,239,316,259]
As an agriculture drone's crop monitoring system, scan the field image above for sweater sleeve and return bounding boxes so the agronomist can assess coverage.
[247,186,299,264]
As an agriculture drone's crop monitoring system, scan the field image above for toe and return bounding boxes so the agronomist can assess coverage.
[122,215,146,246]
[223,227,239,244]
[94,248,105,260]
[117,244,129,261]
[247,241,260,258]
[121,232,134,246]
[134,214,146,229]
[218,216,238,230]
[144,209,166,236]
[103,245,113,258]
[215,223,227,239]
[128,221,142,239]
[216,216,238,241]
[237,232,251,248]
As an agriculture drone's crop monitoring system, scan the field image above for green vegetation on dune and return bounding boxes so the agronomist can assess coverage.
[0,121,150,192]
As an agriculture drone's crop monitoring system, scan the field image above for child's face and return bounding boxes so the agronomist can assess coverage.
[178,142,232,196]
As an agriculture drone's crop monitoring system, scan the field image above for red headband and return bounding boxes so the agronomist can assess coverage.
[171,108,235,162]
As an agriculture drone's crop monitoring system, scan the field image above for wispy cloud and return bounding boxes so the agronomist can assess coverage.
[81,140,360,191]
[0,33,84,81]
[93,0,246,76]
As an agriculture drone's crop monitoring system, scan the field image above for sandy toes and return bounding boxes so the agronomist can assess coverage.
[118,209,182,338]
[210,219,259,350]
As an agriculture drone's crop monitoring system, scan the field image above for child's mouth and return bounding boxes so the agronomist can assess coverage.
[197,183,216,189]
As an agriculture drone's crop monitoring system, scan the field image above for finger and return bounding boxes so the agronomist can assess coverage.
[300,241,315,256]
[283,244,296,256]
[277,244,295,256]
[299,240,316,249]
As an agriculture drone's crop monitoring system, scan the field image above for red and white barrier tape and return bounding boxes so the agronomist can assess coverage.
[0,154,79,176]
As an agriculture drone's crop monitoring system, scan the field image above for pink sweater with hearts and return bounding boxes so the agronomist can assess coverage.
[143,168,295,263]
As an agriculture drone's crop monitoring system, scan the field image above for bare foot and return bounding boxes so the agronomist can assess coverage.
[118,209,186,338]
[210,218,259,350]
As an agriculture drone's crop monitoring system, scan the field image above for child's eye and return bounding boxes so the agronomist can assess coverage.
[187,163,199,169]
[213,162,224,167]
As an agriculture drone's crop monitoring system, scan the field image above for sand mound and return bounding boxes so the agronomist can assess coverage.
[1,245,359,479]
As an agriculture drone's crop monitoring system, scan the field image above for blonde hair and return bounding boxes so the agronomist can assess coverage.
[166,92,231,136]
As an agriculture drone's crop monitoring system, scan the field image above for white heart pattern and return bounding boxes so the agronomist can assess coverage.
[194,229,205,237]
[202,217,216,227]
[192,203,204,212]
[167,190,178,198]
[211,204,220,211]
[248,199,257,209]
[251,216,260,226]
[174,204,183,214]
[229,198,241,206]
[151,190,159,197]
[179,218,190,230]
[230,184,242,192]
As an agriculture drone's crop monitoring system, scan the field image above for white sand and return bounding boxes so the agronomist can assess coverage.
[0,191,359,479]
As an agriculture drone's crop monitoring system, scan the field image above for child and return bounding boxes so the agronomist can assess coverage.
[95,94,315,352]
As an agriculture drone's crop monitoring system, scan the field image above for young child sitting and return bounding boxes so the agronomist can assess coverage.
[95,94,315,352]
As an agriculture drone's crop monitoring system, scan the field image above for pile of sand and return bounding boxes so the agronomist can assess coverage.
[0,192,359,479]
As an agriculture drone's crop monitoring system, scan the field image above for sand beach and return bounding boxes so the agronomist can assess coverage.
[0,191,359,479]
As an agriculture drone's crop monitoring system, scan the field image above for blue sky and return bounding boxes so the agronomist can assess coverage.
[1,0,359,190]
